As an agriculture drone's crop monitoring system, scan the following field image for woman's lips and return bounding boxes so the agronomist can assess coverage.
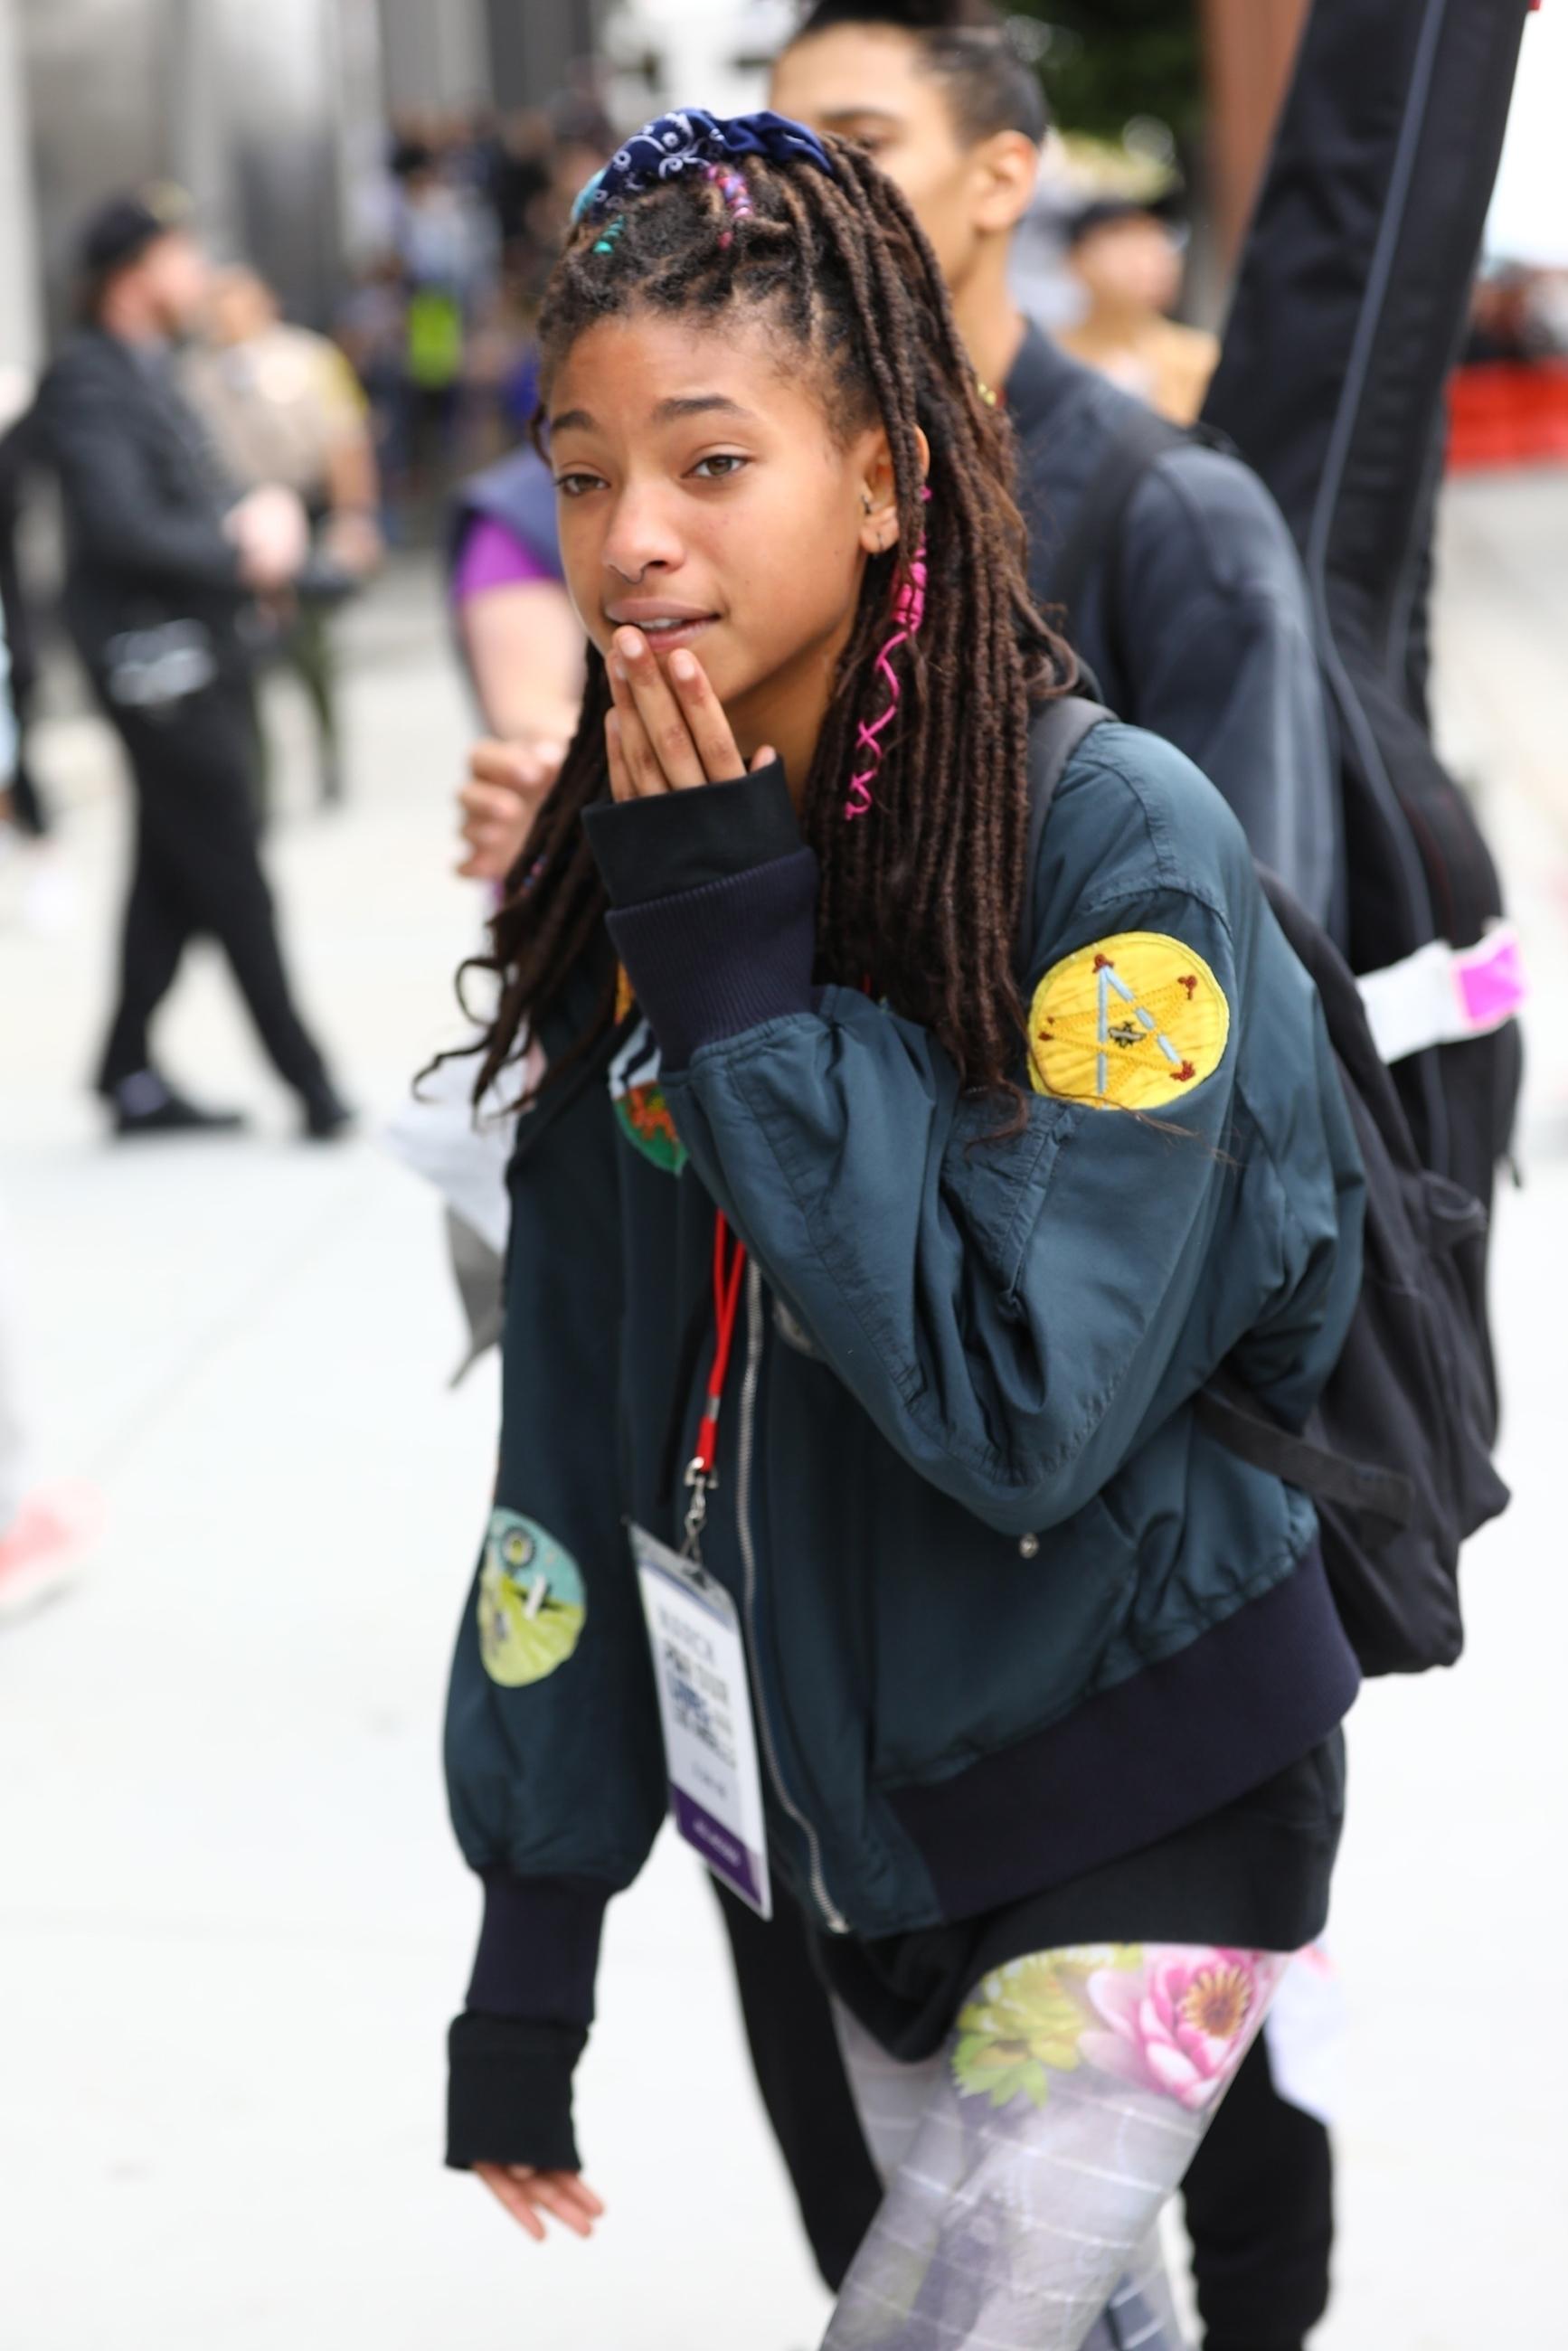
[610,616,718,656]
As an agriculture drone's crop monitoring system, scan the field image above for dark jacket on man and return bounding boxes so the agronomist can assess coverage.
[33,326,333,1109]
[1007,324,1339,930]
[36,328,250,684]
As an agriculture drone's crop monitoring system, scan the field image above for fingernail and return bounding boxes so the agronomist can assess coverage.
[669,651,696,684]
[615,627,642,660]
[605,710,620,740]
[609,653,626,683]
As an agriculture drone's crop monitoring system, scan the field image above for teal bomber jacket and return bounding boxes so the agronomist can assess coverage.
[442,714,1365,2172]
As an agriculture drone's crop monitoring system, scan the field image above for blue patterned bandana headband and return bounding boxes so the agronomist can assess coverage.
[571,109,836,226]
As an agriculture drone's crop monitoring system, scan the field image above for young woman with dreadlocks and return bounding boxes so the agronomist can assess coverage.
[441,111,1364,2351]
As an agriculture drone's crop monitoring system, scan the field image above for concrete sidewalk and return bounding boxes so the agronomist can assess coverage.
[1,492,1565,2348]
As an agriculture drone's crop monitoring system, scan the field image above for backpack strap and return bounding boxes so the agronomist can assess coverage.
[1195,1372,1416,1528]
[1018,696,1115,966]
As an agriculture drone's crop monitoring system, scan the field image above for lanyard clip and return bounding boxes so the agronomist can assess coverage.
[682,1458,715,1560]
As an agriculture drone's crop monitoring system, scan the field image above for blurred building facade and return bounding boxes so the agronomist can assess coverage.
[0,0,1312,384]
[0,0,623,371]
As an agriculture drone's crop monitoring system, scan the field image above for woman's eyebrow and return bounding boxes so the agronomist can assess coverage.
[651,394,757,424]
[548,407,595,435]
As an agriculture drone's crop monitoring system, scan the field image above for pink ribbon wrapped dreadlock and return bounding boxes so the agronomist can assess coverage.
[844,490,931,821]
[704,159,755,246]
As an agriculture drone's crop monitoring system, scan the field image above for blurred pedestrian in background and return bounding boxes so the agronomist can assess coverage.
[184,265,383,807]
[1059,195,1219,425]
[34,188,352,1140]
[388,137,495,505]
[0,377,49,850]
[1,382,80,939]
[0,626,100,1617]
[0,1187,101,1620]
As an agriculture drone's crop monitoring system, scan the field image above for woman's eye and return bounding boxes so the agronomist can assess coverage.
[690,453,749,481]
[554,472,602,498]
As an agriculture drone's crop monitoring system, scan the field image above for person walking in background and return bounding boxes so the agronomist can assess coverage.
[1058,196,1219,425]
[0,379,50,848]
[183,265,383,807]
[0,1190,102,1620]
[0,621,101,1617]
[34,189,353,1140]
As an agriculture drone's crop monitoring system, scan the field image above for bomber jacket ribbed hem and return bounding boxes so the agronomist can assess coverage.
[883,1540,1358,1921]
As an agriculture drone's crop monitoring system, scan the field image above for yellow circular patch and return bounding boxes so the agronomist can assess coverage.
[1026,931,1229,1109]
[477,1509,587,1688]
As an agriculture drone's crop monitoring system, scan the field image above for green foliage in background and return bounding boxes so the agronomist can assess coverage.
[1010,2,1204,146]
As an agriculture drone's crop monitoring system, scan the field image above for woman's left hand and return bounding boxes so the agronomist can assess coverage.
[605,627,774,800]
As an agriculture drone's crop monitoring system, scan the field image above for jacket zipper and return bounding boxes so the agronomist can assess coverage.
[736,1260,849,1934]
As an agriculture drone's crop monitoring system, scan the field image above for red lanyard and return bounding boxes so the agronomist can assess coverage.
[683,1213,748,1554]
[691,1213,747,1477]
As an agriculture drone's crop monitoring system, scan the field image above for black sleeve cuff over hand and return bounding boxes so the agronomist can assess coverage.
[582,761,819,1071]
[446,2013,588,2171]
[581,760,799,902]
[446,1873,610,2172]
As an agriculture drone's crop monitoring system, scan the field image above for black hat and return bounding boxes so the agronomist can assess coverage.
[1064,192,1183,249]
[77,184,192,286]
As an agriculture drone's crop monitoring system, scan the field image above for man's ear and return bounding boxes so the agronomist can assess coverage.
[971,130,1041,237]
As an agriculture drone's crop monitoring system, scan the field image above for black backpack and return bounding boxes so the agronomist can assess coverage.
[1045,397,1522,1238]
[1027,699,1508,1676]
[1203,0,1531,1225]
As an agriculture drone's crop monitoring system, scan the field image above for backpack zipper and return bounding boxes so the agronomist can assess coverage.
[736,1260,849,1934]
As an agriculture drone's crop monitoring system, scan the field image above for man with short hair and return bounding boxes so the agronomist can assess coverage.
[35,190,351,1138]
[770,0,1338,928]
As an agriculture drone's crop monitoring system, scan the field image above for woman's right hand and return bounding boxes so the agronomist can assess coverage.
[474,2161,605,2242]
[457,736,567,881]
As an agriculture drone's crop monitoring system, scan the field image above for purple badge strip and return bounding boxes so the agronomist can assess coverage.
[671,1788,767,1909]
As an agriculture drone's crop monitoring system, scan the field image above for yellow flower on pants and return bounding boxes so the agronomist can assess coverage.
[952,1949,1142,2111]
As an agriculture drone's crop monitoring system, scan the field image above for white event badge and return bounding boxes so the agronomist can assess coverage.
[632,1522,772,1920]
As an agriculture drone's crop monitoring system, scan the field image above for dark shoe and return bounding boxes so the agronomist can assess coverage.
[301,1082,355,1142]
[111,1072,247,1138]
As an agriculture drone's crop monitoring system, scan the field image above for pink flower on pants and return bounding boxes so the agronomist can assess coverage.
[1081,1947,1284,2110]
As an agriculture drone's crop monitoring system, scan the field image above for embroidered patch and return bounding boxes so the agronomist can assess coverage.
[477,1508,586,1686]
[1027,931,1229,1109]
[609,1013,687,1174]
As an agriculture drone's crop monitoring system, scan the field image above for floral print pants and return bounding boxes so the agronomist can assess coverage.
[825,1944,1291,2351]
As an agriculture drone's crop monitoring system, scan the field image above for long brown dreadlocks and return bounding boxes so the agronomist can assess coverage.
[464,131,1072,1109]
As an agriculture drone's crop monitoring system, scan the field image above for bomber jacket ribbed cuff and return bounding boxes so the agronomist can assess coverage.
[466,1870,609,2020]
[447,2013,587,2171]
[445,1873,610,2171]
[583,763,818,1071]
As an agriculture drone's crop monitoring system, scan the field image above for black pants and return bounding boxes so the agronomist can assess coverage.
[713,1879,1333,2345]
[96,676,329,1098]
[712,1877,883,2294]
[1183,2025,1335,2351]
[4,675,50,836]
